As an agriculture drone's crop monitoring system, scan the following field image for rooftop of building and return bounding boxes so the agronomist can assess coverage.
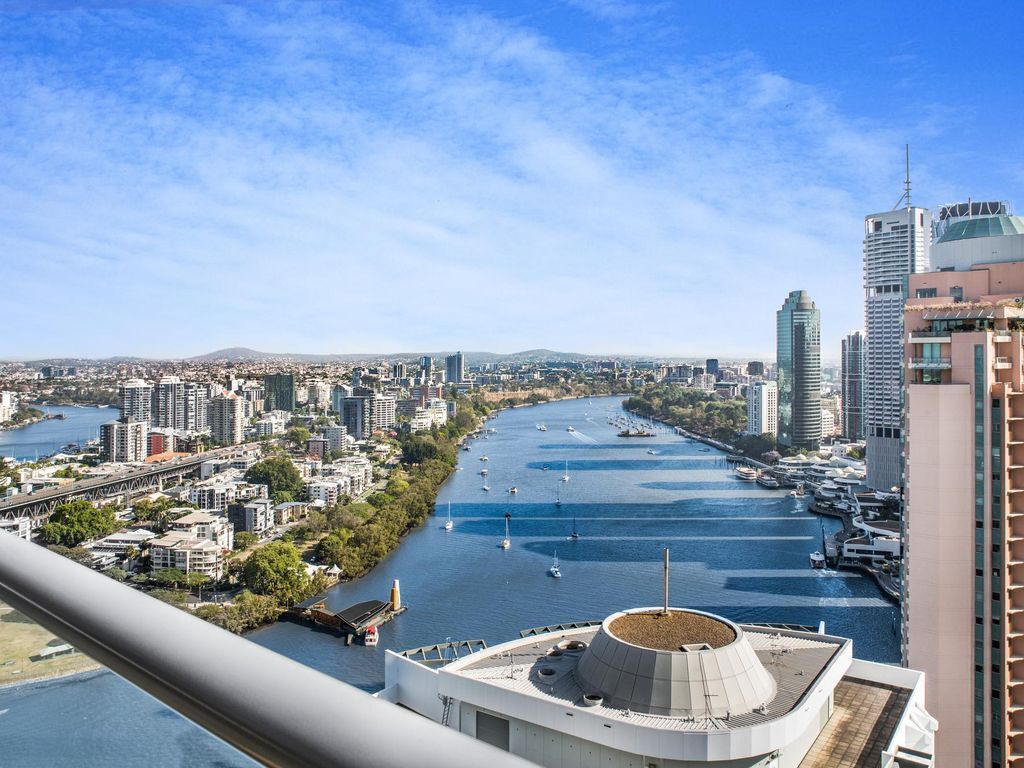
[440,609,848,729]
[607,609,736,651]
[935,214,1024,244]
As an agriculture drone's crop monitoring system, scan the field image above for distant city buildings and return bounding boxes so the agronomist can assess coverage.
[263,373,295,413]
[902,200,1024,766]
[744,380,777,436]
[445,351,465,384]
[745,360,765,377]
[864,204,931,491]
[776,290,821,450]
[841,331,866,440]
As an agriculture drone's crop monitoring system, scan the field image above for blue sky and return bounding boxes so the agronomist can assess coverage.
[2,1,1021,360]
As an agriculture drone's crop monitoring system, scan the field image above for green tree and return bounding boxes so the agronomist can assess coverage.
[38,500,119,547]
[244,456,304,499]
[153,568,187,588]
[241,541,311,606]
[286,426,311,447]
[233,531,258,550]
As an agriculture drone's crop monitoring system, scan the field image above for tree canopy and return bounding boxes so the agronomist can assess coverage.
[38,500,119,547]
[241,541,311,606]
[244,456,304,499]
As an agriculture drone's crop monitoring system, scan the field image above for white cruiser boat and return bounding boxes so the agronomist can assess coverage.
[809,551,826,569]
[561,461,570,482]
[566,426,575,432]
[735,465,757,481]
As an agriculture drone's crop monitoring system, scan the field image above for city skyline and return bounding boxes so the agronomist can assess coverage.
[3,1,1022,359]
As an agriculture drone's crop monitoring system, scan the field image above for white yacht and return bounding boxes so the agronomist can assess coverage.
[548,552,561,578]
[363,626,379,647]
[566,426,575,432]
[567,517,580,541]
[479,468,488,476]
[482,484,491,492]
[479,456,488,461]
[444,502,453,531]
[537,424,547,431]
[508,486,518,495]
[500,513,511,549]
[756,473,781,489]
[561,460,570,482]
[809,551,826,569]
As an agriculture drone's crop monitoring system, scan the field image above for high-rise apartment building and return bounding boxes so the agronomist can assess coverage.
[705,358,719,379]
[153,376,185,430]
[341,392,397,439]
[420,356,433,381]
[445,352,464,384]
[263,373,295,413]
[746,361,765,377]
[776,290,821,450]
[100,420,148,462]
[0,391,17,423]
[745,380,777,436]
[902,202,1024,766]
[209,393,244,445]
[864,205,931,491]
[118,379,152,424]
[841,331,866,440]
[183,382,209,432]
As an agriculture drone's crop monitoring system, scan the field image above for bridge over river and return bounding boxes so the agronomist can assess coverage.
[0,447,249,521]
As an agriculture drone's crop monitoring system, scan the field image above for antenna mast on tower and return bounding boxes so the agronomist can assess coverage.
[892,144,912,210]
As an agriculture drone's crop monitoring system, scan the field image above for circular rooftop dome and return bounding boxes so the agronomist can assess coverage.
[574,608,776,718]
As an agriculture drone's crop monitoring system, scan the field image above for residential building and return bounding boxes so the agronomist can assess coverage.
[420,355,433,381]
[324,425,351,453]
[745,381,777,436]
[306,480,347,506]
[391,362,406,380]
[445,351,465,384]
[903,202,1024,767]
[776,290,821,450]
[118,379,152,424]
[0,391,15,423]
[149,511,233,578]
[382,606,936,768]
[705,358,719,379]
[87,529,157,558]
[209,393,244,445]
[305,436,330,460]
[189,484,236,512]
[306,381,331,411]
[746,360,765,377]
[864,204,931,491]
[841,331,866,440]
[228,499,275,537]
[183,382,209,432]
[100,420,148,462]
[263,373,295,413]
[153,376,186,430]
[693,373,716,392]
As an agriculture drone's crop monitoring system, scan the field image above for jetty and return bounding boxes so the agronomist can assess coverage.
[286,579,406,645]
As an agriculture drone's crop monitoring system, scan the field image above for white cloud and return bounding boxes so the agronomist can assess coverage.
[0,2,928,359]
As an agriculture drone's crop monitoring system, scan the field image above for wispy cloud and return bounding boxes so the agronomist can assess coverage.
[0,2,936,359]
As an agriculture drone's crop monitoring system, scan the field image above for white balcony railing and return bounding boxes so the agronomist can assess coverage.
[0,533,530,768]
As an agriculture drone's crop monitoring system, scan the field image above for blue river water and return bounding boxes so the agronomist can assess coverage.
[0,396,899,766]
[0,405,117,461]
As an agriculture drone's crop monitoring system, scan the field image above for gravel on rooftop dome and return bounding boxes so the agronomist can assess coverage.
[608,610,736,651]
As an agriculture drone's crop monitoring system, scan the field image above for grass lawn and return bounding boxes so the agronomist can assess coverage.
[0,602,100,687]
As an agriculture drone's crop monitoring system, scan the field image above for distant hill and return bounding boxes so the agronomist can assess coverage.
[188,347,609,364]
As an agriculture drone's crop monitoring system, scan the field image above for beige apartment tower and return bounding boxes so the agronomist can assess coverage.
[903,202,1024,767]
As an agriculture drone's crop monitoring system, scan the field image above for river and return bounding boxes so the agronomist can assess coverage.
[0,396,898,766]
[0,405,117,461]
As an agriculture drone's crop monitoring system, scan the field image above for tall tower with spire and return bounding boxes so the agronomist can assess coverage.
[863,146,931,491]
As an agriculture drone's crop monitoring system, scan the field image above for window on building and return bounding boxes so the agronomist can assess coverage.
[916,288,938,299]
[951,286,964,302]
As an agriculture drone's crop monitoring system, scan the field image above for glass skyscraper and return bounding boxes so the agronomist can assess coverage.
[776,290,821,450]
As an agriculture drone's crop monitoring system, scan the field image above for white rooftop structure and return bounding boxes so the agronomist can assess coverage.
[380,607,936,768]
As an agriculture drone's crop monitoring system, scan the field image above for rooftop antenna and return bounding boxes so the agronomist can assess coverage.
[662,548,670,616]
[892,143,912,210]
